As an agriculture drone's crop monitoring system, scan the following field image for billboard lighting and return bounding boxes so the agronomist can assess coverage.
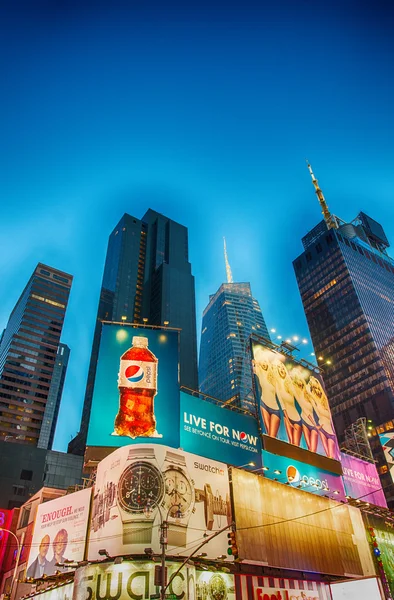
[121,316,127,321]
[197,553,208,558]
[270,328,276,333]
[98,549,111,559]
[163,321,169,326]
[143,318,148,323]
[262,466,269,471]
[114,557,124,564]
[273,469,281,475]
[293,336,299,342]
[333,490,340,495]
[216,555,227,560]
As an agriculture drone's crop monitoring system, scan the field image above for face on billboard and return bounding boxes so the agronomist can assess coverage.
[74,561,196,600]
[180,392,262,468]
[262,450,346,501]
[87,325,180,449]
[27,488,92,579]
[251,342,340,460]
[340,452,387,508]
[88,443,232,561]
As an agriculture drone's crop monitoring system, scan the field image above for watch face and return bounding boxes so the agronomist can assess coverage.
[118,461,164,514]
[164,467,194,516]
[209,575,227,600]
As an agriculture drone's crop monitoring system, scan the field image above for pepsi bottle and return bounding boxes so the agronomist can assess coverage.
[114,336,158,438]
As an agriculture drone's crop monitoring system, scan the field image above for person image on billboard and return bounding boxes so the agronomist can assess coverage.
[290,367,319,453]
[252,348,281,438]
[26,535,51,579]
[48,529,69,573]
[308,377,337,459]
[272,358,302,447]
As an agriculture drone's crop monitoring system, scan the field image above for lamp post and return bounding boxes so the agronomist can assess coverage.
[0,528,24,600]
[144,501,182,600]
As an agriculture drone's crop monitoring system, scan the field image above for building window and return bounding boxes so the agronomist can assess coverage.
[20,469,33,481]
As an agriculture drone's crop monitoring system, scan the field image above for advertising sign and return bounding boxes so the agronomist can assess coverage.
[196,570,235,600]
[235,574,331,600]
[251,341,340,460]
[180,392,262,468]
[340,452,387,507]
[27,488,92,578]
[87,324,180,449]
[330,577,384,600]
[28,583,74,600]
[262,450,346,501]
[231,468,373,577]
[0,509,12,570]
[379,432,394,483]
[74,561,196,600]
[88,443,232,561]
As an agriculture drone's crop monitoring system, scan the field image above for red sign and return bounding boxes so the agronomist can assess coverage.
[0,509,13,570]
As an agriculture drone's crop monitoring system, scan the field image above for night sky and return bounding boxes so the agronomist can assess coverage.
[1,1,394,451]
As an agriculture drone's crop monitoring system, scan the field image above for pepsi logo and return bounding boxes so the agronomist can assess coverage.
[240,432,247,442]
[125,365,144,383]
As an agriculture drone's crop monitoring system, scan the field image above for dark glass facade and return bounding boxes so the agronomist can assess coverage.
[199,282,269,412]
[69,210,198,455]
[293,217,394,503]
[37,343,70,450]
[0,264,72,446]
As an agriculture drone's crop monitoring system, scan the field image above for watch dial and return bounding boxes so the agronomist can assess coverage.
[209,575,227,600]
[164,467,194,515]
[118,461,164,513]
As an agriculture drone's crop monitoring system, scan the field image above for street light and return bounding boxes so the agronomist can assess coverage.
[0,528,24,600]
[143,501,182,600]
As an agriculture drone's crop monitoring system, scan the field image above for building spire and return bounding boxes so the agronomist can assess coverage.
[306,160,337,229]
[223,237,233,283]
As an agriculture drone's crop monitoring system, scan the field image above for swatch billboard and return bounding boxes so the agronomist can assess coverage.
[87,324,180,449]
[27,488,92,579]
[340,452,387,508]
[262,450,346,501]
[88,443,232,561]
[379,431,394,484]
[251,341,340,460]
[180,391,262,468]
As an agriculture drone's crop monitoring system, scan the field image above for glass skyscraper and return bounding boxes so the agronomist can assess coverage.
[0,264,72,446]
[199,281,269,412]
[69,209,198,454]
[294,208,394,502]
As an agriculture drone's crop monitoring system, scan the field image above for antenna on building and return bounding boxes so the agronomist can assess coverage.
[306,160,337,230]
[223,237,233,283]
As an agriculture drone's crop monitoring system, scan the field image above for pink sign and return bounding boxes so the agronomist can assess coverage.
[340,452,387,508]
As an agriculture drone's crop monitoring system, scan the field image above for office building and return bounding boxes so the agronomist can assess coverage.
[69,210,198,454]
[0,264,72,446]
[199,240,269,411]
[37,343,70,450]
[293,163,394,501]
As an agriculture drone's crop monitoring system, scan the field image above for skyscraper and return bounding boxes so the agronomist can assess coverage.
[293,163,394,500]
[37,343,70,450]
[0,264,72,446]
[199,240,269,411]
[69,209,198,454]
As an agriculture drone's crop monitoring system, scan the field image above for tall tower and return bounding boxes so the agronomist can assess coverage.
[69,210,198,455]
[199,241,269,411]
[0,264,72,446]
[293,163,394,504]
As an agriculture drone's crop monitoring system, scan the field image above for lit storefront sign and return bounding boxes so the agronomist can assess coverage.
[235,574,331,600]
[340,452,387,508]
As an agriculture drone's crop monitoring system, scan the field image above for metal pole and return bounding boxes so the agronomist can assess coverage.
[160,520,168,600]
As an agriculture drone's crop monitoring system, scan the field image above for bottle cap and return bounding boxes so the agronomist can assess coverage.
[132,336,148,348]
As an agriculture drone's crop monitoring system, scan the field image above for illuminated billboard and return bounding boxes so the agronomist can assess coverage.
[88,443,232,561]
[231,468,374,577]
[262,450,346,501]
[235,574,331,600]
[87,324,180,449]
[340,452,387,507]
[196,570,235,600]
[0,509,12,570]
[251,341,340,460]
[379,431,394,483]
[330,577,384,600]
[27,488,92,578]
[180,391,262,468]
[73,561,196,600]
[28,583,74,600]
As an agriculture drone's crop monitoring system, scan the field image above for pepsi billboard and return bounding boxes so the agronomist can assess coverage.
[180,392,262,468]
[261,450,346,501]
[251,340,340,461]
[87,324,180,449]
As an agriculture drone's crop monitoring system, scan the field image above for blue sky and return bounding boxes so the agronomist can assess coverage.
[1,1,393,451]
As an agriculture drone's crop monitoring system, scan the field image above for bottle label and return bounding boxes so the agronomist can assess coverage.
[118,360,157,389]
